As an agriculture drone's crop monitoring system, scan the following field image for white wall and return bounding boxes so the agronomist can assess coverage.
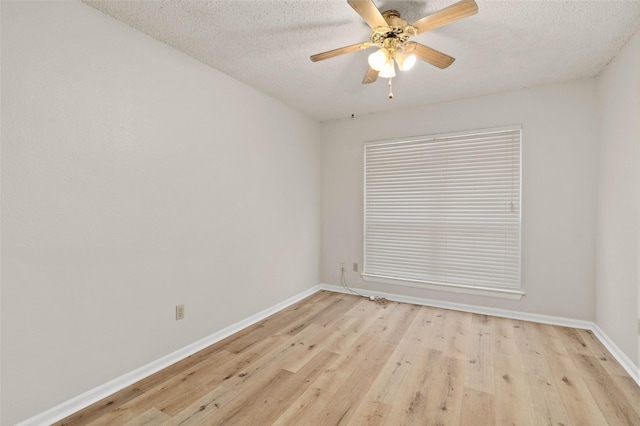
[321,79,598,321]
[596,29,640,368]
[1,2,321,424]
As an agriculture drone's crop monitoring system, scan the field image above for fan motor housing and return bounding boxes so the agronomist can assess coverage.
[371,10,417,46]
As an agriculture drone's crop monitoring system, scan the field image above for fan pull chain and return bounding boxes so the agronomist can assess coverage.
[388,78,393,99]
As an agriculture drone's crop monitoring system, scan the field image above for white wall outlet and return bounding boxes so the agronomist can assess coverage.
[176,304,185,320]
[353,262,359,272]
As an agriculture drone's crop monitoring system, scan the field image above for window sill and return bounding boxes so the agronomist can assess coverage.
[361,274,525,300]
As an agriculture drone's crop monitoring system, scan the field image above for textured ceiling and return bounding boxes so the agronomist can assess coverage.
[83,0,640,122]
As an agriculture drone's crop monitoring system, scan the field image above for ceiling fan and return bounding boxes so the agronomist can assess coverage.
[310,0,478,98]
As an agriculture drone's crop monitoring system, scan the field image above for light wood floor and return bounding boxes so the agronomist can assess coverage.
[56,291,640,425]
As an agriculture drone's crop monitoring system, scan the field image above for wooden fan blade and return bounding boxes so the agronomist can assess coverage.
[412,43,455,69]
[362,66,379,84]
[310,42,370,62]
[411,0,478,34]
[347,0,387,29]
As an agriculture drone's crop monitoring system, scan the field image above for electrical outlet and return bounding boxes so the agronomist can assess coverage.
[353,262,359,272]
[176,304,185,320]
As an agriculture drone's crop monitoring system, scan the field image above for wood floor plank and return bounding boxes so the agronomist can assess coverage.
[458,388,496,426]
[423,355,466,425]
[555,325,593,357]
[274,292,359,338]
[491,315,520,356]
[464,313,495,394]
[57,292,640,426]
[282,316,360,373]
[385,347,447,424]
[575,328,631,377]
[348,400,392,426]
[56,343,240,425]
[572,354,640,425]
[55,386,147,426]
[314,340,397,425]
[360,307,429,406]
[311,302,416,397]
[165,354,293,423]
[216,291,333,354]
[106,333,289,423]
[121,408,170,426]
[324,299,381,355]
[211,350,339,425]
[311,302,420,424]
[512,320,571,425]
[537,329,609,425]
[271,386,335,425]
[162,386,228,425]
[613,375,640,418]
[535,322,571,357]
[492,351,536,426]
[421,307,450,352]
[441,309,473,360]
[185,336,325,417]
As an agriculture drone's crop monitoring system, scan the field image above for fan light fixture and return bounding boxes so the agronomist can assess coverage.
[367,46,413,98]
[368,48,388,71]
[379,59,396,78]
[368,48,416,73]
[395,50,416,71]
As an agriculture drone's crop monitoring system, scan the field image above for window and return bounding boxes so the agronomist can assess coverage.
[363,126,522,299]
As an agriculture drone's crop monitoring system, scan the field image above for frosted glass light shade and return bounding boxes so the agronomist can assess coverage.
[395,52,416,71]
[379,59,396,78]
[368,48,388,71]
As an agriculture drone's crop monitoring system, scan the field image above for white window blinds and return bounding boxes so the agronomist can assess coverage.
[363,127,521,293]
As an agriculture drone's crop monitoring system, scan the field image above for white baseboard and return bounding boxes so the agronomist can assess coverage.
[320,283,640,387]
[320,284,593,329]
[18,283,640,425]
[16,285,323,426]
[592,323,640,385]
